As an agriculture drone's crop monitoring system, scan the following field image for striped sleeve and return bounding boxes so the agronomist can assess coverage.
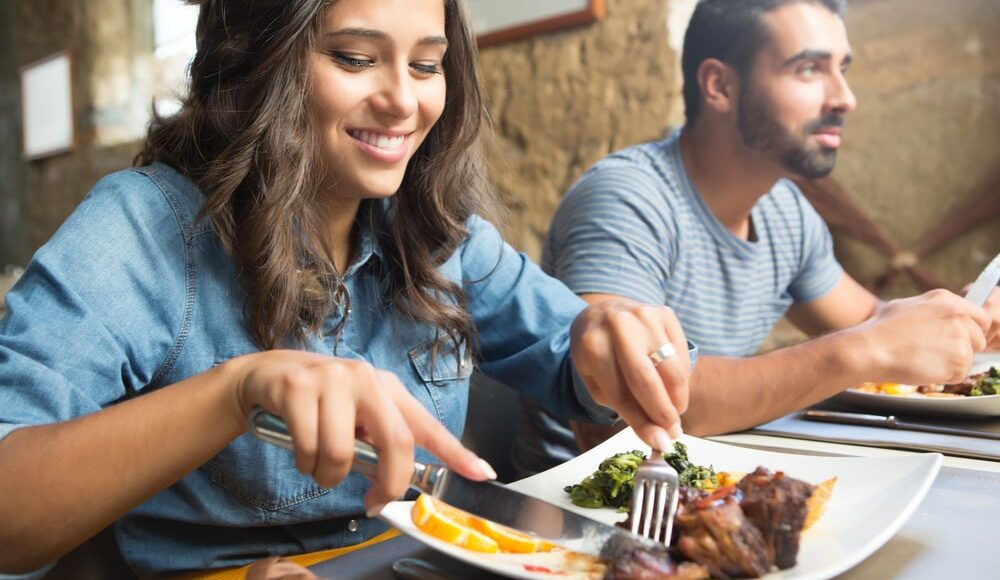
[544,164,677,305]
[786,186,844,303]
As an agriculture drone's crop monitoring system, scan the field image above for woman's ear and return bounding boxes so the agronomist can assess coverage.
[697,58,738,115]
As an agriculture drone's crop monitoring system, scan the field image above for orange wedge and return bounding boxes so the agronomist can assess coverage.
[470,518,553,553]
[411,494,498,553]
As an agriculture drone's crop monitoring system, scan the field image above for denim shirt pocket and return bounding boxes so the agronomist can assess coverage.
[207,434,331,514]
[407,339,473,433]
[205,357,330,514]
[407,339,473,386]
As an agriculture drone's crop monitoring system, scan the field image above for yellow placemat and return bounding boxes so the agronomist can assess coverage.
[177,528,401,580]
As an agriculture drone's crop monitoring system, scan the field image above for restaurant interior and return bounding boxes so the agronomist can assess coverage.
[0,1,998,579]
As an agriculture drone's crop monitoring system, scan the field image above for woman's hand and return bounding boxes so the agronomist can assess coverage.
[223,351,494,513]
[569,299,690,451]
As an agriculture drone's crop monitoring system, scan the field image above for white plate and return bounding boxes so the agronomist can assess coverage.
[379,429,941,579]
[834,353,1000,418]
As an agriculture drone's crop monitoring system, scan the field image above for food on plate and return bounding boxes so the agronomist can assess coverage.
[803,476,836,531]
[565,443,836,579]
[563,450,645,510]
[564,443,725,511]
[603,539,709,580]
[410,494,555,554]
[663,442,720,491]
[854,366,999,398]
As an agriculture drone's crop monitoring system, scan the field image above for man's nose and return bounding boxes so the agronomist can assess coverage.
[826,70,857,115]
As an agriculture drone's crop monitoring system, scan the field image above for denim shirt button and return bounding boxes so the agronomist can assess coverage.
[347,519,360,533]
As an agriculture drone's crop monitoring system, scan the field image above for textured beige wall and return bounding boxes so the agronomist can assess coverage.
[4,0,996,295]
[479,0,694,259]
[834,0,1000,297]
[481,0,1000,299]
[7,0,145,255]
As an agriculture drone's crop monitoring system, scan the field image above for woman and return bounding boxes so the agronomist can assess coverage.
[0,0,690,576]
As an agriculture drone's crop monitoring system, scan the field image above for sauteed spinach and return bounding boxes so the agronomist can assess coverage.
[971,366,1000,397]
[564,442,719,510]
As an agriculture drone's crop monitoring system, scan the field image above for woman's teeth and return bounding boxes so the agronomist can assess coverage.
[350,130,405,150]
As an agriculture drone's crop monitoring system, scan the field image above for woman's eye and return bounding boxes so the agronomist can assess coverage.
[411,62,443,75]
[331,52,374,69]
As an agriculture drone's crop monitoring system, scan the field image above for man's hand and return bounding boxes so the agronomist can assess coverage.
[982,287,1000,350]
[851,289,990,385]
[569,299,690,451]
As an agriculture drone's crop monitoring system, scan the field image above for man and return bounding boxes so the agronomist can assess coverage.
[512,0,998,478]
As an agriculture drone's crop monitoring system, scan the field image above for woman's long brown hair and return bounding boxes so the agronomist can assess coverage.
[137,0,501,353]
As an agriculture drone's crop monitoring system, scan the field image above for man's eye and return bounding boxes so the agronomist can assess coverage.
[412,62,443,75]
[331,53,374,69]
[797,63,821,77]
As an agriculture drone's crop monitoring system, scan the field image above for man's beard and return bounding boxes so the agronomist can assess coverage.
[737,88,843,179]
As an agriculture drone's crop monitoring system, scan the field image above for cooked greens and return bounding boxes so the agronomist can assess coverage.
[664,441,718,490]
[970,366,1000,397]
[564,442,719,510]
[563,450,645,510]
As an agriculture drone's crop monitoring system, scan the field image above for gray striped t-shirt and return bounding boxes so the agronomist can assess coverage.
[542,130,843,357]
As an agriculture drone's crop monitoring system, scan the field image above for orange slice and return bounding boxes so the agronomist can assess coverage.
[411,494,498,553]
[470,518,553,553]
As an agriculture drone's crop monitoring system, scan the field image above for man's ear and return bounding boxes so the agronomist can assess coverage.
[697,58,738,115]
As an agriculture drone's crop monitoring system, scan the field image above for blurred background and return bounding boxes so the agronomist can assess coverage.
[1,0,998,303]
[0,1,997,574]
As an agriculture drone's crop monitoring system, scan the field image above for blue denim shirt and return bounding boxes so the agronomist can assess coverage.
[0,163,614,576]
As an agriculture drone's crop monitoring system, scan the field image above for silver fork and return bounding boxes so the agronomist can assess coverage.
[629,449,680,545]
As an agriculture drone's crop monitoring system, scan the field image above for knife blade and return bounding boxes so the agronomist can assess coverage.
[964,251,1000,307]
[801,409,1000,441]
[248,408,653,558]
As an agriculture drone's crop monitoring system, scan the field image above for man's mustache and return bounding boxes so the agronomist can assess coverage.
[806,115,845,132]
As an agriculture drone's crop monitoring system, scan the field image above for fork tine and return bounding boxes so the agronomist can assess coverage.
[662,481,679,543]
[652,481,667,542]
[629,451,679,545]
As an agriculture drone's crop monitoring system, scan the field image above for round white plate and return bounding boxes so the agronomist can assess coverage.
[834,353,1000,418]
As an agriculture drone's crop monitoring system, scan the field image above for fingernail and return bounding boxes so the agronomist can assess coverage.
[477,458,498,480]
[365,503,386,518]
[668,423,684,440]
[652,430,672,452]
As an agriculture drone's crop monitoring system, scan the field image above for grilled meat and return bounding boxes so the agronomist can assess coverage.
[603,539,710,580]
[675,486,772,578]
[736,467,813,569]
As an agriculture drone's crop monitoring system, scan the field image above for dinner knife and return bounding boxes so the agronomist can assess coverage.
[248,408,654,559]
[964,250,1000,307]
[801,409,1000,441]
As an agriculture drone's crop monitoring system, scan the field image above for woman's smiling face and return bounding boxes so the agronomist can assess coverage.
[308,0,447,203]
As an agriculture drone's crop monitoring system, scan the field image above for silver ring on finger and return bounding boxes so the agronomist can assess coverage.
[648,342,677,366]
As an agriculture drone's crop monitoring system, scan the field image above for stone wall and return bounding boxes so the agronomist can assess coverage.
[0,0,146,267]
[835,0,1000,296]
[0,0,28,267]
[1,0,996,297]
[479,0,1000,295]
[479,0,697,258]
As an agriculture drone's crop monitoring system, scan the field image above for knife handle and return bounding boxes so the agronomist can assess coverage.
[801,409,897,428]
[248,407,380,480]
[248,407,444,493]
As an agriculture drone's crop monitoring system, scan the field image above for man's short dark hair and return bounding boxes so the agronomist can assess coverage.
[682,0,847,122]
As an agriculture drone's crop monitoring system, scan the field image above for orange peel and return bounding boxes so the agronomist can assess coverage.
[411,494,555,554]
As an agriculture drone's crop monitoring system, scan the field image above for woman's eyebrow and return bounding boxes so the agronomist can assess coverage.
[324,28,448,47]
